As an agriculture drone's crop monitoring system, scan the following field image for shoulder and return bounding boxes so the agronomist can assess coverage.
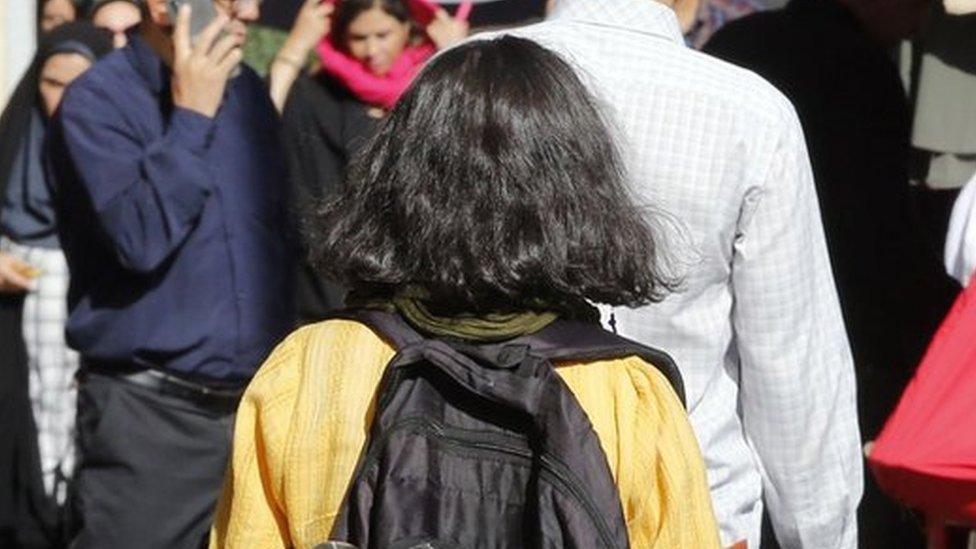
[245,319,396,407]
[485,20,799,134]
[60,50,134,116]
[557,355,685,420]
[675,44,800,132]
[56,51,147,139]
[283,73,347,120]
[230,65,282,122]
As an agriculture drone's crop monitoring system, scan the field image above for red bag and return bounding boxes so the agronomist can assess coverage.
[868,279,976,525]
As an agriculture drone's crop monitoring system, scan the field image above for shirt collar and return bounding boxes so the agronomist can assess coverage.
[124,31,170,96]
[548,0,684,44]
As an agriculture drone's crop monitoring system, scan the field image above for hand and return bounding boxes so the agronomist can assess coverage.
[280,0,334,60]
[427,9,469,51]
[0,252,37,294]
[170,5,244,118]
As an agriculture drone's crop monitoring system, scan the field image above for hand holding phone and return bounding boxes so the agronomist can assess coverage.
[170,4,243,118]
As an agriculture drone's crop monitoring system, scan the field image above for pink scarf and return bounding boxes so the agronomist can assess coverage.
[317,0,472,110]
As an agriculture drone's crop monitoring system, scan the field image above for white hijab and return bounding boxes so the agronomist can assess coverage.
[946,172,976,286]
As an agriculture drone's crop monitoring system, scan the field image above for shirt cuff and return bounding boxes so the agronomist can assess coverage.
[169,107,217,153]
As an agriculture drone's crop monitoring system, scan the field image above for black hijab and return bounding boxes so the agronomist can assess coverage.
[36,0,89,32]
[87,0,143,18]
[0,22,113,243]
[0,21,113,171]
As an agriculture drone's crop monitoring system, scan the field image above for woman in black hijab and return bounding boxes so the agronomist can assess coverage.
[0,22,112,549]
[37,0,88,34]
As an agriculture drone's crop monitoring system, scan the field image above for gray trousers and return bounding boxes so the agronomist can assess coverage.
[70,372,236,549]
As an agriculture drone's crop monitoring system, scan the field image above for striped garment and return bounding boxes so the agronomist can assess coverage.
[1,236,78,505]
[478,1,863,546]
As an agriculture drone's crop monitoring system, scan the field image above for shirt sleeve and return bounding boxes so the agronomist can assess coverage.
[731,109,863,548]
[209,328,310,549]
[49,84,216,273]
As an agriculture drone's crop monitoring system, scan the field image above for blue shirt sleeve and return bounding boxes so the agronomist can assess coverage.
[51,84,217,273]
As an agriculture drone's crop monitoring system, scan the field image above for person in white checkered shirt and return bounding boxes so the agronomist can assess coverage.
[474,0,863,547]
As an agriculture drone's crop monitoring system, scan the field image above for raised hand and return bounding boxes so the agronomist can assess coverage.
[427,8,470,51]
[281,0,335,61]
[170,5,243,118]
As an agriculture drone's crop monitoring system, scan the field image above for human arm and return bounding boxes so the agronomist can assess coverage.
[50,85,214,274]
[269,0,333,113]
[47,9,241,274]
[731,111,862,548]
[209,329,310,549]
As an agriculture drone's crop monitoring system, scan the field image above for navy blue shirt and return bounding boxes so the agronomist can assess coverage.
[47,35,293,382]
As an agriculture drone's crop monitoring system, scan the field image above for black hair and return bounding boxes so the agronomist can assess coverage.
[332,0,415,48]
[38,20,114,64]
[87,0,142,19]
[37,0,85,31]
[312,36,677,313]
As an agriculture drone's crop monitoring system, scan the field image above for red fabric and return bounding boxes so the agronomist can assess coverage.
[317,0,471,109]
[316,40,435,109]
[868,280,976,525]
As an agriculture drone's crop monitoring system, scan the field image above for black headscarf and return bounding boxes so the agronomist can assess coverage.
[0,22,113,246]
[87,0,143,18]
[36,0,89,32]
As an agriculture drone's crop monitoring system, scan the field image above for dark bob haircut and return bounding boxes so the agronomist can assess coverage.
[312,36,676,313]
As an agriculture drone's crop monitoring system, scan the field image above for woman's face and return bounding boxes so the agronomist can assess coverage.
[39,53,92,117]
[345,7,412,76]
[40,0,77,34]
[93,2,143,49]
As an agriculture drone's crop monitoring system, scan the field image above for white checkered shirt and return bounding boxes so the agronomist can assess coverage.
[479,1,863,546]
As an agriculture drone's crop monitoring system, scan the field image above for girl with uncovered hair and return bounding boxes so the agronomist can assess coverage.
[270,0,470,324]
[211,36,719,548]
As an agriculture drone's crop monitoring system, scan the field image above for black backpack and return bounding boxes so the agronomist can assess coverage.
[323,310,684,549]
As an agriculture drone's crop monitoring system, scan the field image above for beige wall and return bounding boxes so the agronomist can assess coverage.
[0,1,7,108]
[1,1,37,110]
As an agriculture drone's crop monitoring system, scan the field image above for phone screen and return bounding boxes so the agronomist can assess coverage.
[166,0,241,78]
[166,0,220,38]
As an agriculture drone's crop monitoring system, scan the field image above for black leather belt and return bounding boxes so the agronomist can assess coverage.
[82,366,246,408]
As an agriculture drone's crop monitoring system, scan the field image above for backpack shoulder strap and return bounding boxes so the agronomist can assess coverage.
[321,310,685,406]
[517,320,686,406]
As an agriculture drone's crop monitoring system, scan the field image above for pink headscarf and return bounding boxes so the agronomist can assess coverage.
[317,0,472,110]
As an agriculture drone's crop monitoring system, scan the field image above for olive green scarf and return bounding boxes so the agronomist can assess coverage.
[350,286,599,342]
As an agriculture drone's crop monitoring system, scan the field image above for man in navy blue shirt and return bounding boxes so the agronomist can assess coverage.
[46,1,292,546]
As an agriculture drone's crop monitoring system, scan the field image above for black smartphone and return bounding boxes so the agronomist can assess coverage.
[166,0,221,39]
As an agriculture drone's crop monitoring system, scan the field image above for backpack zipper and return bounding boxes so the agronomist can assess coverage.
[362,417,619,547]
